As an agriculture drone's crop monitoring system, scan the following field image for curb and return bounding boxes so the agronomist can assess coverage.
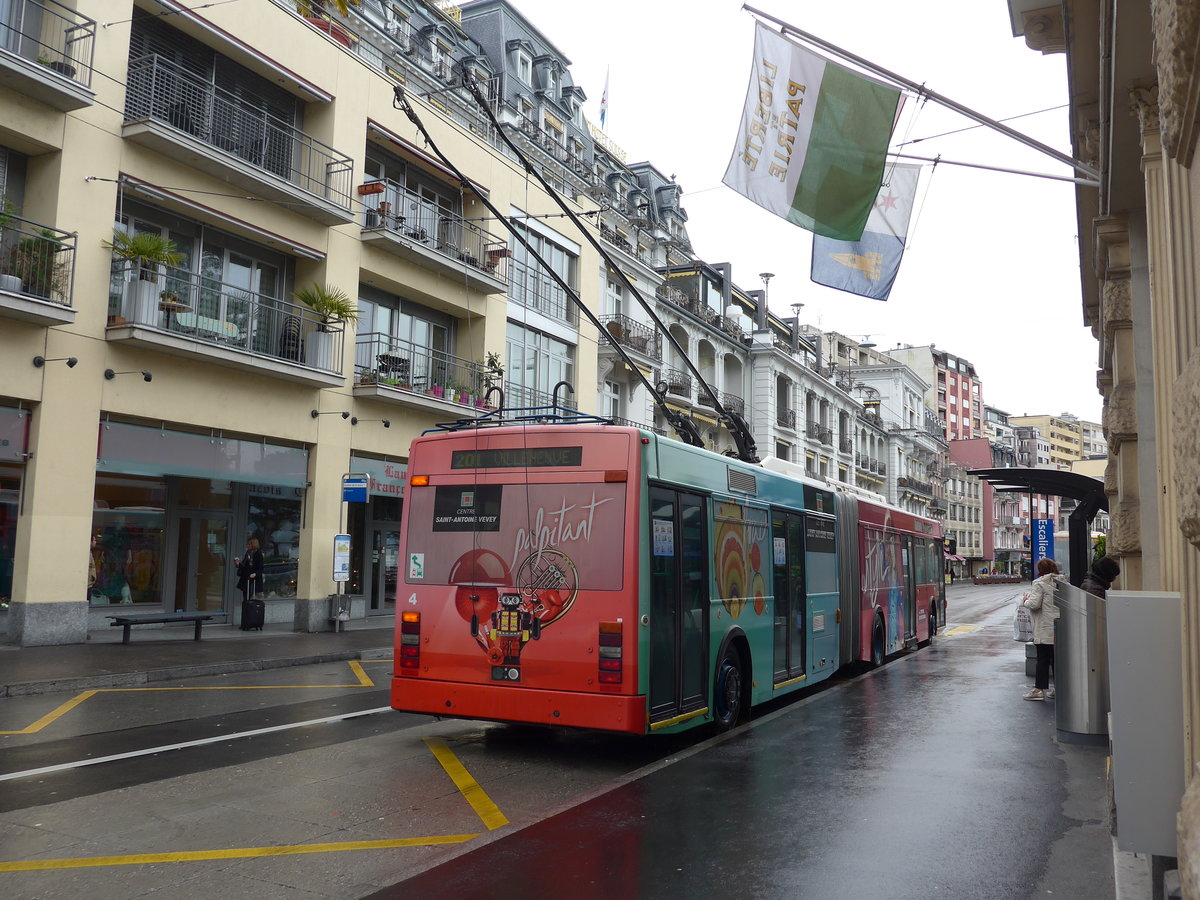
[2,646,395,698]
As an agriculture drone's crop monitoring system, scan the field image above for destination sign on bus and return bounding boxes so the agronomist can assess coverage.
[451,446,583,469]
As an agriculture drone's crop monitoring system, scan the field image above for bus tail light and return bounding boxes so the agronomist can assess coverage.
[399,611,421,673]
[598,620,623,684]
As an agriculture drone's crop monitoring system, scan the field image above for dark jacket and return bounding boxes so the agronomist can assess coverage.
[1080,556,1120,599]
[236,548,264,595]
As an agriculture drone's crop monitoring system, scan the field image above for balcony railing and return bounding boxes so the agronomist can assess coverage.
[598,222,633,254]
[806,421,821,439]
[362,180,509,280]
[720,393,745,416]
[0,214,75,306]
[610,416,667,436]
[124,54,353,210]
[0,0,95,88]
[600,314,662,361]
[508,259,578,326]
[503,383,579,412]
[107,264,343,372]
[655,282,699,315]
[356,332,490,403]
[660,368,692,398]
[777,408,797,429]
[839,437,853,453]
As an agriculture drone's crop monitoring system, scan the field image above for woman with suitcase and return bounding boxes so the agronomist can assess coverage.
[235,537,265,630]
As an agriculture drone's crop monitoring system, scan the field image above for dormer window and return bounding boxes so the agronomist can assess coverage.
[517,52,532,85]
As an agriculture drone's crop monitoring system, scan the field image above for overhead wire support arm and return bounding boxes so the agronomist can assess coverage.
[455,74,758,461]
[390,84,702,449]
[742,4,1100,183]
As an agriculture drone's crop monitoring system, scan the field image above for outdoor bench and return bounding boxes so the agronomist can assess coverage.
[106,612,215,644]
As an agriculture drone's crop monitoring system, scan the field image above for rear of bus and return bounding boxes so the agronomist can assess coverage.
[392,425,647,733]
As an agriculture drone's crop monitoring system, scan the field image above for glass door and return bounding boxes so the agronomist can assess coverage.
[367,526,400,612]
[171,515,231,616]
[772,512,806,683]
[648,487,707,723]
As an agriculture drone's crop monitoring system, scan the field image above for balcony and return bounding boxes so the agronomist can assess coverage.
[508,260,579,326]
[122,55,354,225]
[777,408,797,430]
[600,314,662,361]
[0,214,76,326]
[839,436,853,454]
[503,382,579,413]
[354,332,495,411]
[598,222,633,255]
[655,282,699,316]
[818,427,833,446]
[105,264,342,386]
[720,393,745,416]
[660,368,693,399]
[361,183,509,294]
[806,421,821,439]
[898,476,933,496]
[0,0,95,110]
[610,416,667,436]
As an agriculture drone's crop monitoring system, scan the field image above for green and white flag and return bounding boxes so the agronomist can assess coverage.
[723,23,902,242]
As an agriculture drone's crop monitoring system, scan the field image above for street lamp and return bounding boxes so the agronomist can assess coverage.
[790,302,804,351]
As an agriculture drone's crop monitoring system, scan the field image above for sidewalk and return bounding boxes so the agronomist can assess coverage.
[0,616,396,698]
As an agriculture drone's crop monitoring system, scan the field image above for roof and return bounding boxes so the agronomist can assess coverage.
[967,467,1108,511]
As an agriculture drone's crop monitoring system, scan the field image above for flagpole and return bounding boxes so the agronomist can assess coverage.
[742,4,1099,181]
[890,152,1099,186]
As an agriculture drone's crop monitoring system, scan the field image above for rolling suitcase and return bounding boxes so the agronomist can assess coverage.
[241,597,265,631]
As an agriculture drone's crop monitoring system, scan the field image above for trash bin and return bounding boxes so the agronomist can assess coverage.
[1053,582,1109,743]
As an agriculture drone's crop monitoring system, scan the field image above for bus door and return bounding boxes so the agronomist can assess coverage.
[901,535,917,642]
[648,487,707,723]
[771,511,806,683]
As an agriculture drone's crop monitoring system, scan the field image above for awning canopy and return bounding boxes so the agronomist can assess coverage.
[944,553,965,562]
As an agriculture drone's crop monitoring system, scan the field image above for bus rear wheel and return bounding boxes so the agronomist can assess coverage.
[713,645,745,732]
[871,621,885,668]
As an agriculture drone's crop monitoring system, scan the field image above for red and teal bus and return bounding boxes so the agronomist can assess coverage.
[392,421,943,735]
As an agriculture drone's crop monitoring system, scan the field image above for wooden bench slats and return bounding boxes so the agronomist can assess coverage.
[106,613,215,644]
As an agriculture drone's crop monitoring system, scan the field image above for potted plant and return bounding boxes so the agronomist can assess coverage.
[296,0,358,48]
[9,229,69,301]
[291,283,358,369]
[481,350,504,406]
[37,56,77,79]
[0,195,20,294]
[102,231,184,324]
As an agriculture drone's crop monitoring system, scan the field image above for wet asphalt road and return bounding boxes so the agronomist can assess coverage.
[375,583,1113,899]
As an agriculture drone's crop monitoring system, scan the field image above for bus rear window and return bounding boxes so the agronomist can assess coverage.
[406,483,627,593]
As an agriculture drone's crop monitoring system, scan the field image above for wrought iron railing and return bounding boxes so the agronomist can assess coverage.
[660,368,692,398]
[839,437,853,453]
[598,222,633,254]
[600,314,662,361]
[655,282,698,315]
[610,416,666,436]
[0,0,95,87]
[502,382,579,411]
[0,214,75,306]
[777,408,797,429]
[124,54,353,209]
[720,393,745,416]
[806,421,821,439]
[362,179,509,279]
[355,332,490,403]
[107,263,343,372]
[508,259,578,325]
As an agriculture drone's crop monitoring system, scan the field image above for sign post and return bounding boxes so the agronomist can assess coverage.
[331,533,351,631]
[1032,518,1055,574]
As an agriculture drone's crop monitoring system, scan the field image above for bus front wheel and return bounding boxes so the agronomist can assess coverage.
[713,645,745,731]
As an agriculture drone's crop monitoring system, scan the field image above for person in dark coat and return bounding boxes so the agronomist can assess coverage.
[1080,555,1120,599]
[235,537,264,603]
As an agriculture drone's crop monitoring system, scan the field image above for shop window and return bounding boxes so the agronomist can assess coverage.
[91,475,167,606]
[248,485,303,599]
[178,476,233,508]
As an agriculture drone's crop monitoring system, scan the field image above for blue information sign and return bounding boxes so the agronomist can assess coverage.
[342,473,370,503]
[1032,518,1055,569]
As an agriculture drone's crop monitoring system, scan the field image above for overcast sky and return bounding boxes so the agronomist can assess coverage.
[502,0,1102,423]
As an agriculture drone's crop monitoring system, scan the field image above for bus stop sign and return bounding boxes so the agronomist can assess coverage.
[342,473,370,503]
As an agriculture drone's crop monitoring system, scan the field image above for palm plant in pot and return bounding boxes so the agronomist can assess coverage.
[102,231,184,324]
[292,283,358,369]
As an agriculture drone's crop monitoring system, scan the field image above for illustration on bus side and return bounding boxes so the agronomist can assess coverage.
[714,501,770,619]
[410,483,625,683]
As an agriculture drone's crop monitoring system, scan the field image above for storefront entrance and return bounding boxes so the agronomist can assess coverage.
[366,524,399,612]
[169,514,231,616]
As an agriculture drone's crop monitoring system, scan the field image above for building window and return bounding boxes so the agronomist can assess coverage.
[506,321,576,408]
[517,52,532,84]
[508,221,578,324]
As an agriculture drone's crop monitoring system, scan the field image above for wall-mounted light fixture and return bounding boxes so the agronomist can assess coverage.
[311,410,350,419]
[33,356,77,368]
[351,417,390,428]
[104,368,152,382]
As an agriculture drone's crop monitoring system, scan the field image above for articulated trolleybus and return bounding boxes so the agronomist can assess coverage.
[393,416,944,736]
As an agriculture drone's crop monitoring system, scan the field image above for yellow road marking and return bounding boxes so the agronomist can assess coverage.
[424,737,510,830]
[0,660,393,735]
[941,625,982,636]
[0,690,98,735]
[0,834,478,872]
